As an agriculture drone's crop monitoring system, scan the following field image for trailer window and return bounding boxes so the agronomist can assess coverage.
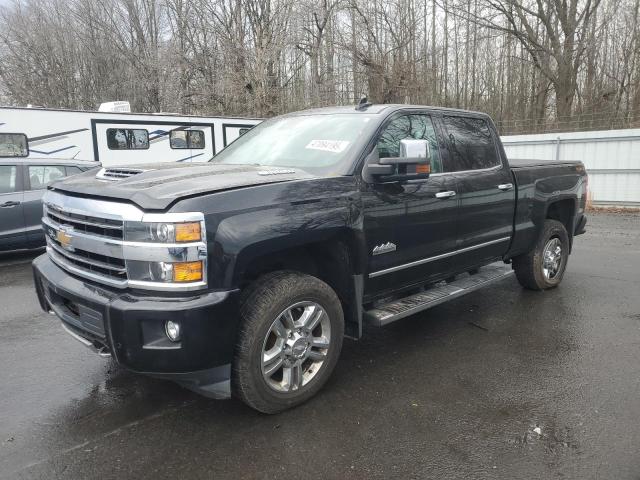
[106,129,149,150]
[0,166,18,193]
[0,133,28,158]
[170,130,205,149]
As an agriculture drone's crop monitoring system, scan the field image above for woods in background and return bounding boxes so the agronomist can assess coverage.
[0,0,639,134]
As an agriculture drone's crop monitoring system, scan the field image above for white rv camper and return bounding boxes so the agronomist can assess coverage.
[0,105,262,167]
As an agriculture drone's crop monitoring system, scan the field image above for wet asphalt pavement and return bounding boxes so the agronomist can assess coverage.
[0,212,639,479]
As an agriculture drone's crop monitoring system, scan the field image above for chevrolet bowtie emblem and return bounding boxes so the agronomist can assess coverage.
[373,242,396,255]
[56,227,74,251]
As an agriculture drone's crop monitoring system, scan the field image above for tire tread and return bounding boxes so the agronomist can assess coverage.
[232,271,344,413]
[512,219,569,291]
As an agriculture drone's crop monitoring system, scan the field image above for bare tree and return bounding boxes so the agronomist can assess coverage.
[0,0,638,132]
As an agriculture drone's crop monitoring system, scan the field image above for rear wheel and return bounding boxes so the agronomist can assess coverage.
[512,219,570,290]
[233,271,344,414]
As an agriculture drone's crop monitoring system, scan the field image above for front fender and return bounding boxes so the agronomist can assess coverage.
[182,177,366,290]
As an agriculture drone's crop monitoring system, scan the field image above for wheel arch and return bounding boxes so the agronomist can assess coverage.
[234,230,366,339]
[545,198,577,249]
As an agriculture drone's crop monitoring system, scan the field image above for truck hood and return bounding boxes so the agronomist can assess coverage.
[50,163,315,210]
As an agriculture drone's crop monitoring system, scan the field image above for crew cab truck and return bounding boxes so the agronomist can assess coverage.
[32,104,588,413]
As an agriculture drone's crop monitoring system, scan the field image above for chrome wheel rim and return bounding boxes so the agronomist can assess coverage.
[542,237,563,280]
[261,301,331,393]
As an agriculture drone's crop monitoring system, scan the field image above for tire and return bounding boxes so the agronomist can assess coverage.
[512,219,570,290]
[232,271,344,414]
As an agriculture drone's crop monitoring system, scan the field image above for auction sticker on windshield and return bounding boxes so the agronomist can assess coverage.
[305,139,350,153]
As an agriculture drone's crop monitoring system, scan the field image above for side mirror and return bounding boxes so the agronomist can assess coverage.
[398,138,431,160]
[364,139,431,183]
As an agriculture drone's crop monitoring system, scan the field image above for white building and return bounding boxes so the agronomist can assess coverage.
[502,128,640,207]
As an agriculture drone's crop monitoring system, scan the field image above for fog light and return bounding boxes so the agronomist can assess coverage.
[165,320,181,342]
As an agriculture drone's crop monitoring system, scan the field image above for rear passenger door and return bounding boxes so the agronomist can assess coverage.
[0,164,26,250]
[23,164,68,243]
[440,115,515,269]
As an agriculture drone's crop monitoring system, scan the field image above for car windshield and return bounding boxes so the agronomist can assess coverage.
[211,113,377,175]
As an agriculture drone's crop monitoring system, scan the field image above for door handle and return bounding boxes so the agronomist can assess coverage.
[435,191,456,199]
[497,183,513,191]
[0,201,20,208]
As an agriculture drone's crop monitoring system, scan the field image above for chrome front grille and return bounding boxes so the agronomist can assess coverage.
[45,204,124,240]
[43,198,129,288]
[47,237,126,280]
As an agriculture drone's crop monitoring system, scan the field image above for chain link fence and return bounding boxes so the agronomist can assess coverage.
[495,110,640,135]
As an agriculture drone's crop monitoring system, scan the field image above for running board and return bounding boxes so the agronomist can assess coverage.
[364,262,514,326]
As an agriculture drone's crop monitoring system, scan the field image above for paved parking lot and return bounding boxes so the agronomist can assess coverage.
[1,212,639,480]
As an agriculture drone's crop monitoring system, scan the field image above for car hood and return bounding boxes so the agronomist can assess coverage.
[49,163,315,210]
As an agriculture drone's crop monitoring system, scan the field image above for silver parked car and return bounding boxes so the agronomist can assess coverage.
[0,159,98,251]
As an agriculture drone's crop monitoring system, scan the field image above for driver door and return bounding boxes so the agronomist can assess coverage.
[0,164,26,250]
[362,112,459,298]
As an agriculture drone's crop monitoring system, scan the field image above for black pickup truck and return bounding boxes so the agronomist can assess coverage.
[32,104,587,413]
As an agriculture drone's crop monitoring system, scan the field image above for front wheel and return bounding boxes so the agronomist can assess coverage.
[232,271,344,414]
[512,219,570,290]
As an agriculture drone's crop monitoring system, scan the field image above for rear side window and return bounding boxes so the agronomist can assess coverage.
[65,166,83,175]
[170,130,205,149]
[28,165,67,190]
[106,128,149,150]
[442,116,500,171]
[0,133,28,158]
[0,165,18,193]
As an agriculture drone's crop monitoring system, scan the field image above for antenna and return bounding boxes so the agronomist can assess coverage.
[355,95,372,111]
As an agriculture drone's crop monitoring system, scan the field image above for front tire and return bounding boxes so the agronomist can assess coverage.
[232,271,344,414]
[512,219,570,290]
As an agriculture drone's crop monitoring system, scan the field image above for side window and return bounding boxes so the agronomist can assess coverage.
[239,128,251,136]
[189,130,205,149]
[0,133,28,158]
[170,130,205,149]
[376,114,443,173]
[442,116,500,171]
[28,165,67,190]
[0,165,18,194]
[65,166,83,176]
[170,130,188,149]
[106,128,149,150]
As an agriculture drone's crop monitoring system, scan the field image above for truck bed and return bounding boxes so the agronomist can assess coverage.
[508,158,582,169]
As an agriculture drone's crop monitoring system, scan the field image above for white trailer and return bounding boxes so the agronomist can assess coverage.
[0,106,262,167]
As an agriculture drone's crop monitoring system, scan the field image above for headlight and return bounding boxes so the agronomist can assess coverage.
[125,221,202,243]
[127,260,204,283]
[122,213,207,290]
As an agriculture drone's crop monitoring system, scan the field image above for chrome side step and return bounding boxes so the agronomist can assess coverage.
[364,262,514,326]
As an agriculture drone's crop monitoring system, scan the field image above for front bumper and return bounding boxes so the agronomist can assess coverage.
[575,214,587,236]
[33,254,239,398]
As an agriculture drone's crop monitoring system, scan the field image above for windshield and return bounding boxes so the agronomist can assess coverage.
[211,113,377,175]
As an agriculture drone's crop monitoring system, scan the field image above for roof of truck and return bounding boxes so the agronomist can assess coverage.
[290,104,490,117]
